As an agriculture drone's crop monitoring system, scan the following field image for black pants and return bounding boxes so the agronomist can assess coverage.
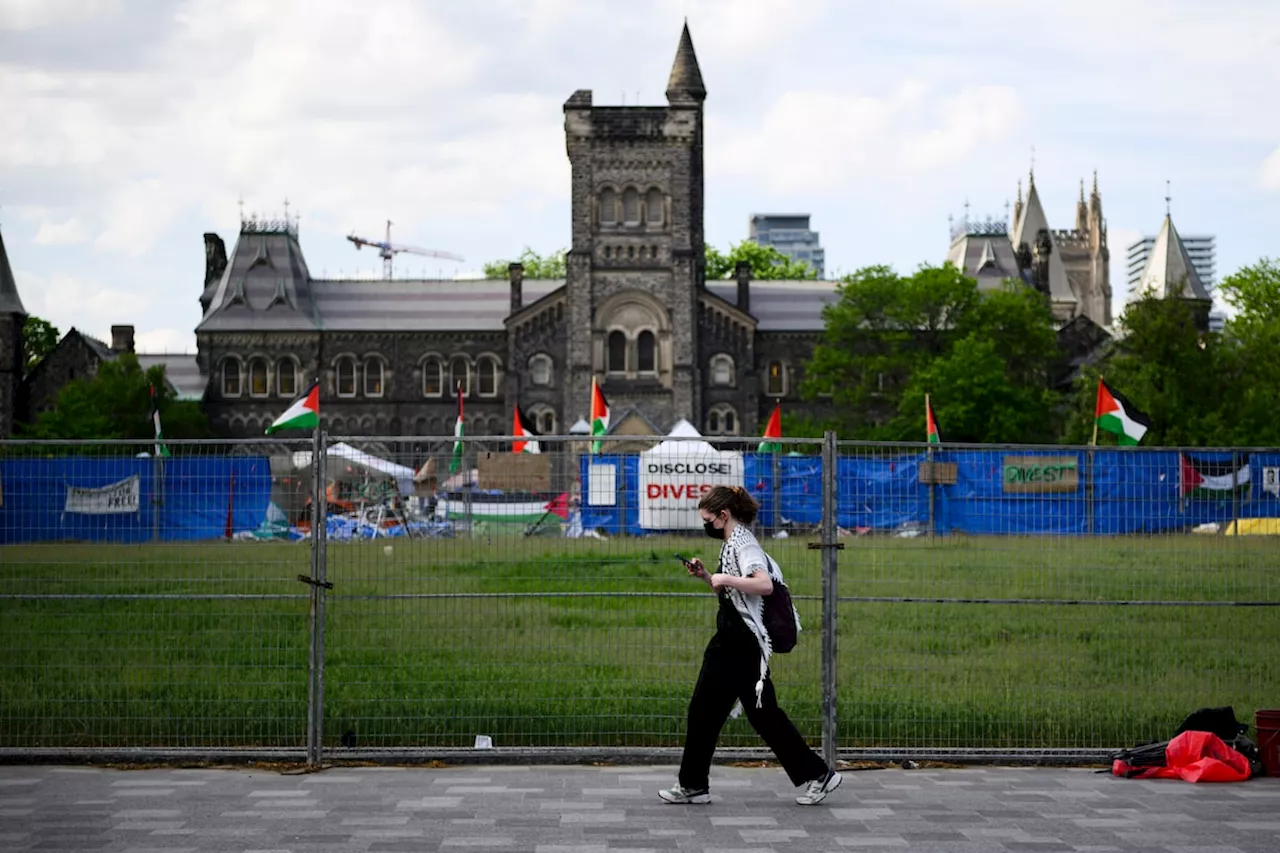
[677,599,829,790]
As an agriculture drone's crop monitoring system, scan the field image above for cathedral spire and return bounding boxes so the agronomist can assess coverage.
[1013,179,1023,226]
[1076,179,1088,231]
[666,21,706,103]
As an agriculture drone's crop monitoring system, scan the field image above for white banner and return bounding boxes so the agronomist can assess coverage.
[65,475,141,515]
[638,452,743,530]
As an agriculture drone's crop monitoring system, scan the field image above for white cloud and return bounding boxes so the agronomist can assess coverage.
[135,328,196,354]
[1260,147,1280,191]
[32,216,87,245]
[13,268,146,335]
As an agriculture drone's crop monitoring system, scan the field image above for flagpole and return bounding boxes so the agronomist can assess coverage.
[925,394,935,538]
[1090,378,1100,448]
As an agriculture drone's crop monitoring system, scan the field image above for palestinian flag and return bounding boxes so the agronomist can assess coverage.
[1095,379,1151,446]
[265,382,319,434]
[760,402,783,453]
[926,394,940,444]
[512,405,541,454]
[149,384,171,457]
[589,377,610,454]
[1180,454,1251,500]
[449,382,465,474]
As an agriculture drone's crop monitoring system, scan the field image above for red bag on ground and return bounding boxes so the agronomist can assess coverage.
[1112,730,1252,783]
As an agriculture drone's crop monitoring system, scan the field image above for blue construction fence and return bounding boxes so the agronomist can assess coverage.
[0,456,273,544]
[579,449,1280,536]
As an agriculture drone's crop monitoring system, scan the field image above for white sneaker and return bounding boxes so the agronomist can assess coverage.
[658,783,711,804]
[796,769,841,805]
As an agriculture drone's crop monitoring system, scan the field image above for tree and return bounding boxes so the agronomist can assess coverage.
[801,264,1061,442]
[1216,258,1280,445]
[23,315,59,374]
[19,352,215,443]
[483,247,567,279]
[705,241,817,280]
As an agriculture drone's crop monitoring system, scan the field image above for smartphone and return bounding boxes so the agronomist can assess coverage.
[674,553,695,568]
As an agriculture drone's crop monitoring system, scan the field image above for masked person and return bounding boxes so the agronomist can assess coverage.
[659,485,842,806]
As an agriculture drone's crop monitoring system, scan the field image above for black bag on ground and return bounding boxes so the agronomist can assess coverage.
[1110,705,1264,777]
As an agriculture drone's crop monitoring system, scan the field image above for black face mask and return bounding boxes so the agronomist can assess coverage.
[703,520,724,540]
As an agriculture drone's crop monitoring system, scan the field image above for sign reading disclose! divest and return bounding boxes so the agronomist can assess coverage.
[639,424,743,529]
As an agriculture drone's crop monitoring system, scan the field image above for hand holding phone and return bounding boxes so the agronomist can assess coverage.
[674,553,706,578]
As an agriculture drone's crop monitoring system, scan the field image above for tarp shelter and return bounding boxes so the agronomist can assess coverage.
[292,442,416,498]
[636,419,744,530]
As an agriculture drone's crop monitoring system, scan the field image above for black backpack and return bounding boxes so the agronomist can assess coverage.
[762,554,799,653]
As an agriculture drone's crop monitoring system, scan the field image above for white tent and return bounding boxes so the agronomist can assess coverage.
[638,419,744,530]
[292,443,416,497]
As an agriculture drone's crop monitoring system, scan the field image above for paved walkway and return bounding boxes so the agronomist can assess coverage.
[1,763,1278,852]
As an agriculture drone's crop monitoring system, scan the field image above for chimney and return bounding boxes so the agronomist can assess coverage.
[111,325,135,354]
[508,262,524,314]
[735,261,752,315]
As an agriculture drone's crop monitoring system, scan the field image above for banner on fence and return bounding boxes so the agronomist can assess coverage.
[1260,466,1279,497]
[638,422,743,529]
[1002,455,1079,494]
[64,475,141,514]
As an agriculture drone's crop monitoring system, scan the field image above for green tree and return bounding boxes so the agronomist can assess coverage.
[19,353,215,443]
[1216,258,1280,445]
[802,264,1061,442]
[23,315,60,374]
[705,241,818,280]
[483,247,568,279]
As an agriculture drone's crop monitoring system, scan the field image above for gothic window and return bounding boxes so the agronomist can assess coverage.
[221,357,242,397]
[277,358,297,398]
[450,356,470,396]
[529,406,556,435]
[248,357,269,397]
[529,353,553,386]
[422,355,444,397]
[363,357,384,397]
[636,330,656,374]
[607,331,627,373]
[710,353,734,386]
[599,188,618,225]
[477,355,499,397]
[645,188,664,225]
[707,405,739,436]
[766,361,786,396]
[335,356,357,397]
[622,187,640,225]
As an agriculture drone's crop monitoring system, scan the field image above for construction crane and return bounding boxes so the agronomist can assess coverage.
[346,220,464,279]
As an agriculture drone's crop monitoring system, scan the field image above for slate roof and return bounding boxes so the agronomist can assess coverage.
[706,281,841,331]
[196,225,318,333]
[311,278,564,331]
[945,234,1025,290]
[0,227,26,315]
[136,354,205,401]
[1133,214,1212,303]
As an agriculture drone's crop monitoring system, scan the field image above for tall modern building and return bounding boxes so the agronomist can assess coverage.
[748,214,825,278]
[1127,233,1215,295]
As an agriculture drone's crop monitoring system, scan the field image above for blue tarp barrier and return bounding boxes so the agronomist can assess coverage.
[579,450,1280,536]
[0,456,273,543]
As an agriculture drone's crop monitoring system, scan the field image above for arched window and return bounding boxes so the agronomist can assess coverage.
[532,408,556,435]
[529,353,553,386]
[599,188,618,225]
[450,356,470,396]
[221,358,241,397]
[477,356,499,397]
[622,187,640,225]
[707,405,739,436]
[636,330,656,374]
[710,353,734,386]
[607,331,627,373]
[766,361,786,396]
[276,358,297,398]
[248,357,269,397]
[422,356,444,397]
[363,356,381,394]
[335,356,357,397]
[708,411,720,434]
[645,188,664,225]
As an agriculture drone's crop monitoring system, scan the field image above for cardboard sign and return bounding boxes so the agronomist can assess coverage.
[1002,455,1079,494]
[65,475,141,514]
[477,452,551,493]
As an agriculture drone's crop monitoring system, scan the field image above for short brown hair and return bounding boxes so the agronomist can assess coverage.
[698,485,759,525]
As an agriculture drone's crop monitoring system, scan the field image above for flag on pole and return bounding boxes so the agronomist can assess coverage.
[449,382,465,474]
[1094,379,1150,446]
[512,404,541,454]
[149,384,171,457]
[760,402,783,453]
[589,377,610,454]
[265,382,320,434]
[926,394,941,444]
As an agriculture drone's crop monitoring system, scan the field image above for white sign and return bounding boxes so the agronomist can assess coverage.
[1263,466,1280,497]
[587,464,616,506]
[65,475,141,515]
[638,452,744,529]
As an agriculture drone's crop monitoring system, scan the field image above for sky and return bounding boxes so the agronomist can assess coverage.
[2,0,1278,354]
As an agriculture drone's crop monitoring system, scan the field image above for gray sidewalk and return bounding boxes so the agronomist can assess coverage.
[1,763,1278,852]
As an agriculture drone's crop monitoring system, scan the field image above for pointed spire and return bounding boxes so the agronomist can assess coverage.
[1013,179,1024,229]
[1135,212,1210,303]
[1076,179,1088,231]
[666,21,706,103]
[0,227,28,316]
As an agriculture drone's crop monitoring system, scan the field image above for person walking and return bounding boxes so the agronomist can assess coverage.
[659,485,842,806]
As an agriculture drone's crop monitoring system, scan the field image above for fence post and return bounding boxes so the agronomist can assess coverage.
[1231,450,1240,534]
[306,429,330,766]
[819,430,839,767]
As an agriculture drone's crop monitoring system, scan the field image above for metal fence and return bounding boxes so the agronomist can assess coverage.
[1,432,1276,767]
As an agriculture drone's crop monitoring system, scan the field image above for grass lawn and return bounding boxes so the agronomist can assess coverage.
[0,532,1275,752]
